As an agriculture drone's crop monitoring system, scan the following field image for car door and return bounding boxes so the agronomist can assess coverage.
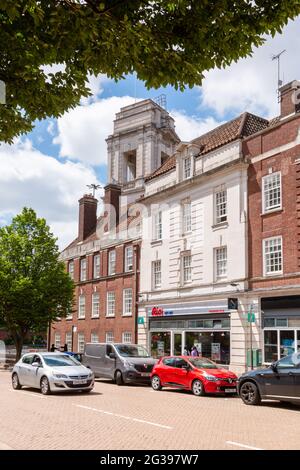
[30,354,44,388]
[18,354,34,386]
[160,358,176,386]
[292,353,300,400]
[263,355,297,400]
[104,344,116,379]
[171,358,190,388]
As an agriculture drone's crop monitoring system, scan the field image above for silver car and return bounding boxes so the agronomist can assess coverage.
[12,352,94,395]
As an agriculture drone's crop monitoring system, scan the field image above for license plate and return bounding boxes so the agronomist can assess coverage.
[73,379,87,385]
[225,388,236,393]
[140,372,150,377]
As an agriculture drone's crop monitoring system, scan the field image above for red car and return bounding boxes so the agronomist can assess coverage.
[151,356,237,396]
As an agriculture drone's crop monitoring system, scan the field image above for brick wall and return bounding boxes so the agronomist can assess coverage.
[51,242,140,351]
[244,114,300,290]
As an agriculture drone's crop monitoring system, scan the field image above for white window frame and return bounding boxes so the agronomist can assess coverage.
[153,211,162,241]
[108,250,116,276]
[182,254,192,284]
[215,188,227,225]
[91,332,99,343]
[78,333,85,353]
[183,156,192,180]
[182,201,192,234]
[215,246,227,280]
[68,260,74,280]
[122,332,132,344]
[106,291,116,317]
[65,332,72,352]
[125,245,133,272]
[54,333,61,350]
[106,332,114,343]
[93,254,101,279]
[92,292,100,318]
[123,288,133,316]
[78,295,86,319]
[263,236,283,276]
[80,258,87,282]
[262,172,282,213]
[152,260,162,290]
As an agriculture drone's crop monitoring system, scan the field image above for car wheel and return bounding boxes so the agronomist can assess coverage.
[40,376,51,395]
[240,381,261,406]
[12,373,22,390]
[192,379,205,396]
[115,370,124,386]
[151,375,162,391]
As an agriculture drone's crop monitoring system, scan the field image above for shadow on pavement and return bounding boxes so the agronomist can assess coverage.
[261,400,300,412]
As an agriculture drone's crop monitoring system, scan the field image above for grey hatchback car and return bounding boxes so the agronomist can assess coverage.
[12,352,94,395]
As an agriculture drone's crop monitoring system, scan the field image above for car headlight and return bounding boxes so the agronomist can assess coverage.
[124,361,136,369]
[53,374,68,379]
[204,374,219,382]
[88,371,94,378]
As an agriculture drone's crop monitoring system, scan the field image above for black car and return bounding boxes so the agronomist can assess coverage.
[238,353,300,405]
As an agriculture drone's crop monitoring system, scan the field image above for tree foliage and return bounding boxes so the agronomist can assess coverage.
[1,0,300,142]
[0,208,74,360]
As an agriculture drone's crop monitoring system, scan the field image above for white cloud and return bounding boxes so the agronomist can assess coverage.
[171,110,224,141]
[53,95,136,166]
[200,17,300,119]
[0,139,103,249]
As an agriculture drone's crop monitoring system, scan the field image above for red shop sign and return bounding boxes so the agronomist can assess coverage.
[152,307,164,317]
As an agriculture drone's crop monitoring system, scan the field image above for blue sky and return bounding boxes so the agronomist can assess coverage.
[0,17,300,248]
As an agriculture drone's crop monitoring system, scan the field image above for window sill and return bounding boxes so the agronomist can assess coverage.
[264,272,283,277]
[122,314,133,317]
[106,315,115,318]
[261,208,283,216]
[91,316,100,319]
[212,222,228,231]
[151,240,162,246]
[78,317,86,320]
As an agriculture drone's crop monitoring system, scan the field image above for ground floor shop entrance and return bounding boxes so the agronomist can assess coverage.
[149,313,231,365]
[261,296,300,363]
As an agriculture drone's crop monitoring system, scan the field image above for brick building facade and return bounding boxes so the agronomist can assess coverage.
[244,80,300,364]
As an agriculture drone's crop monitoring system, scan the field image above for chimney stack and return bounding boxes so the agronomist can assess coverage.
[279,80,300,119]
[103,183,121,231]
[78,194,98,241]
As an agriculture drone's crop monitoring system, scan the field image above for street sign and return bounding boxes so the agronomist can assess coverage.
[247,312,255,323]
[137,317,144,325]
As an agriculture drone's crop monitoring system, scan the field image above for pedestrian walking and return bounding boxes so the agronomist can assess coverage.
[191,346,199,357]
[50,343,56,352]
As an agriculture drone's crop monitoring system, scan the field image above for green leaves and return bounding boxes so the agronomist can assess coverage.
[1,0,300,142]
[0,208,74,351]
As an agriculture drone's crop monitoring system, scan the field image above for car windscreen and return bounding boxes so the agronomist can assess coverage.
[42,355,81,367]
[115,345,150,358]
[188,358,219,369]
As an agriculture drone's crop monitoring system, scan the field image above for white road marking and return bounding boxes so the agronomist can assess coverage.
[9,389,46,399]
[226,441,263,450]
[74,404,173,430]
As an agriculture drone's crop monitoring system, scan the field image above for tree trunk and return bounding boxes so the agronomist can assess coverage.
[14,334,24,362]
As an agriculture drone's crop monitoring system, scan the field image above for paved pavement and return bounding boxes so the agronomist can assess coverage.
[0,370,300,450]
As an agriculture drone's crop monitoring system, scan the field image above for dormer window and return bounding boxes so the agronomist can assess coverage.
[183,156,192,179]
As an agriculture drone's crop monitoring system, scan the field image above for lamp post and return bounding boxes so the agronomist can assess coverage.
[71,325,77,352]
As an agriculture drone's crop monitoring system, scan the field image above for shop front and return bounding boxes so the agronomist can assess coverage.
[262,296,300,363]
[148,300,232,366]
